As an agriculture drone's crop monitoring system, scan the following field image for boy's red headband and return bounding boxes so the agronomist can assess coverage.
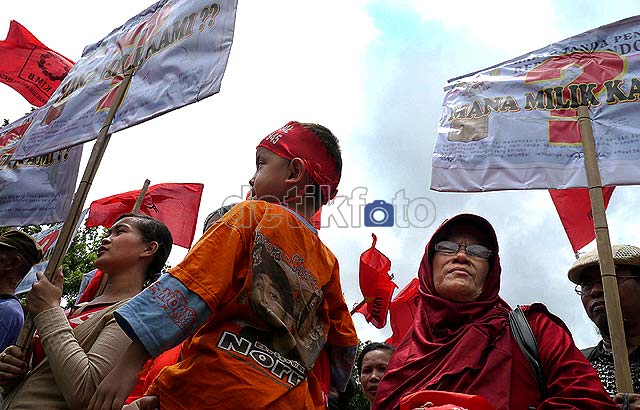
[257,121,339,203]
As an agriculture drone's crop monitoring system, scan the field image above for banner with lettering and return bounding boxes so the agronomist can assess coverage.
[0,112,81,226]
[15,209,89,295]
[13,0,237,159]
[431,15,640,192]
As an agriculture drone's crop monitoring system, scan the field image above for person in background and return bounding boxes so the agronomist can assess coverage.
[0,230,42,351]
[357,342,394,408]
[568,244,640,409]
[374,214,618,410]
[0,214,172,410]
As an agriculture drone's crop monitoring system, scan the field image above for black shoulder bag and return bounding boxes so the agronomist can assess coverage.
[508,306,547,398]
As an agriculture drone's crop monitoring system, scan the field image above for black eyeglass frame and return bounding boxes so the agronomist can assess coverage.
[434,240,493,259]
[574,275,639,296]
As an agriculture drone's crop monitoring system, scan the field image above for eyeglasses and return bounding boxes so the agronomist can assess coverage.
[574,275,639,296]
[434,241,493,259]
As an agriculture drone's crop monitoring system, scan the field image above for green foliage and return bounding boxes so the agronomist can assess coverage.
[347,341,369,410]
[60,225,105,302]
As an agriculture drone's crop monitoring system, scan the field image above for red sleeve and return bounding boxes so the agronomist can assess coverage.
[526,308,618,410]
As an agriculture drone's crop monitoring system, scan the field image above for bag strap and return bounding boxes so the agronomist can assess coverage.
[509,306,547,398]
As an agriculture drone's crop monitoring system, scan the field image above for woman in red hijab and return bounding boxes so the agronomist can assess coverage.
[374,214,617,410]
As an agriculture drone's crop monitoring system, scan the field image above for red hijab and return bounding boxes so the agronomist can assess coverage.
[374,214,513,410]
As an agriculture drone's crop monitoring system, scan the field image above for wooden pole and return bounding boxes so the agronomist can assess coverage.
[132,179,151,213]
[577,105,633,393]
[350,300,366,316]
[16,67,136,350]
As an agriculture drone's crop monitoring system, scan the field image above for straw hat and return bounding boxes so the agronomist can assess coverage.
[568,244,640,284]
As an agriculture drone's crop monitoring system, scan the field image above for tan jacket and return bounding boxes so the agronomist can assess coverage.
[1,300,131,410]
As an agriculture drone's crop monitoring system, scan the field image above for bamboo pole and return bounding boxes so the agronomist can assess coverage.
[577,105,633,393]
[132,179,151,213]
[16,67,136,350]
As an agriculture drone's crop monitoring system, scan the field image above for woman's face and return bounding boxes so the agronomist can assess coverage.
[95,217,149,273]
[431,225,491,302]
[360,349,392,403]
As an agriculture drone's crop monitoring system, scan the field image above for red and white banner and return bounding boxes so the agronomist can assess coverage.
[13,0,237,159]
[0,21,74,107]
[15,209,88,295]
[87,182,204,248]
[432,15,640,192]
[0,112,81,227]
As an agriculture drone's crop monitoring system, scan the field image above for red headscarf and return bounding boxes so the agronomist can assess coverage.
[257,121,339,204]
[374,214,513,410]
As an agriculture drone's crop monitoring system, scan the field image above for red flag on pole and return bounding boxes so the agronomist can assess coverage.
[87,183,204,248]
[0,21,74,106]
[386,278,420,346]
[549,187,615,254]
[357,233,397,328]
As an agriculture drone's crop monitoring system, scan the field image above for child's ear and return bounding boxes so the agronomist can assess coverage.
[286,158,306,184]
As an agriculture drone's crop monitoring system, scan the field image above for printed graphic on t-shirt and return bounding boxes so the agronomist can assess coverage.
[244,228,326,372]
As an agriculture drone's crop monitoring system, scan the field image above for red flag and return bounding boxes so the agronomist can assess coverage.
[87,183,204,249]
[357,233,397,328]
[386,278,420,346]
[549,187,615,254]
[0,21,74,106]
[311,208,322,230]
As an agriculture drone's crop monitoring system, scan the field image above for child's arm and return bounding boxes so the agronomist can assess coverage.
[88,339,150,410]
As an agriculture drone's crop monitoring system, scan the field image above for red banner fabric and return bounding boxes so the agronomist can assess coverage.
[549,187,615,253]
[0,21,74,106]
[357,233,397,328]
[386,278,420,346]
[87,183,204,248]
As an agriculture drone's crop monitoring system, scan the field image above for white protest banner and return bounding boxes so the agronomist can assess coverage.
[431,15,640,192]
[0,112,81,226]
[15,209,89,295]
[13,0,237,159]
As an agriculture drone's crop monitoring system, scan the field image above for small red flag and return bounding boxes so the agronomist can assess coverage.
[357,233,397,328]
[0,21,74,106]
[310,208,322,230]
[87,183,204,249]
[386,278,420,346]
[549,187,615,254]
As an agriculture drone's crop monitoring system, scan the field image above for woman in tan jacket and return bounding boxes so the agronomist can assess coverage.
[0,213,172,410]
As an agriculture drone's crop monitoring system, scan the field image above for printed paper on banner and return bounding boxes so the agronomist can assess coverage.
[13,0,237,159]
[16,209,89,295]
[0,112,81,226]
[431,15,640,192]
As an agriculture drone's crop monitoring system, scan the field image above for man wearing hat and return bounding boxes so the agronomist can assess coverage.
[569,245,640,409]
[0,230,43,351]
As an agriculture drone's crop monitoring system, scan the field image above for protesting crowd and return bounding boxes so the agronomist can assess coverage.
[1,1,640,410]
[0,120,638,410]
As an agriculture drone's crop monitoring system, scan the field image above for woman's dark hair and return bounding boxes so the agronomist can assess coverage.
[115,213,173,278]
[356,342,395,377]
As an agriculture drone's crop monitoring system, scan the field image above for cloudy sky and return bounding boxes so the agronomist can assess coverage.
[2,0,640,348]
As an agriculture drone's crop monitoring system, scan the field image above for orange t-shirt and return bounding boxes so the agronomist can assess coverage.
[147,201,358,410]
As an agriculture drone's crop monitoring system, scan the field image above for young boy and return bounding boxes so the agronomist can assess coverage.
[88,122,358,410]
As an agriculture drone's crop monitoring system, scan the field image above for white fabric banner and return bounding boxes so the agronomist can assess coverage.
[13,0,237,159]
[15,209,89,295]
[0,112,81,226]
[431,15,640,192]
